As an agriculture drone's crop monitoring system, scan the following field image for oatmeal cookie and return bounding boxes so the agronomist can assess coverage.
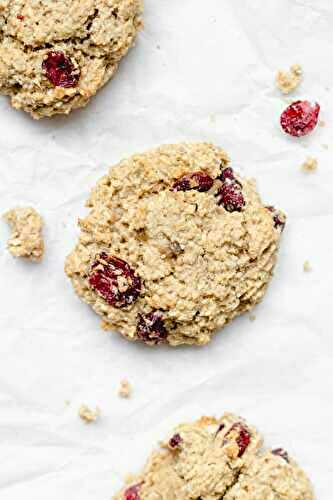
[4,206,44,261]
[0,0,143,118]
[114,413,314,500]
[65,143,286,346]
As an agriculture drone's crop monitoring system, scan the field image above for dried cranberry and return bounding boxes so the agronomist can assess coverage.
[216,181,245,212]
[272,448,289,463]
[42,51,80,88]
[169,433,182,449]
[172,172,214,193]
[124,484,140,500]
[89,253,141,308]
[216,423,225,434]
[137,312,167,343]
[17,15,25,20]
[219,167,235,182]
[280,100,320,137]
[266,206,286,231]
[225,423,251,457]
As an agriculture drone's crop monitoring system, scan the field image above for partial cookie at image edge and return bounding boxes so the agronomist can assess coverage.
[114,412,315,500]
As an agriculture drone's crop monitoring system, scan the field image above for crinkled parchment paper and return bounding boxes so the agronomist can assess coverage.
[0,0,332,498]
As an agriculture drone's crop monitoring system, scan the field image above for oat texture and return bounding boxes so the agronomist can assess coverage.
[65,143,286,347]
[4,206,44,261]
[0,0,143,118]
[114,413,314,500]
[276,65,302,94]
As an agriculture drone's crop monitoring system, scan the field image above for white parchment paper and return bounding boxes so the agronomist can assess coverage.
[0,0,332,498]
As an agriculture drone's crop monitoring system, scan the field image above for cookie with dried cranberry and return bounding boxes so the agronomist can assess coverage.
[0,0,143,118]
[65,142,286,346]
[114,413,314,500]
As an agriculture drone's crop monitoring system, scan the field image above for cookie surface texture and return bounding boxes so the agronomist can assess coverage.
[0,0,143,118]
[65,143,286,346]
[114,413,314,500]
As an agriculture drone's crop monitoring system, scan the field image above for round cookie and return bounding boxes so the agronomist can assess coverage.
[65,143,286,346]
[114,413,314,500]
[0,0,143,118]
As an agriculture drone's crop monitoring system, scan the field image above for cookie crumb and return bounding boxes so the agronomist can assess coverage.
[118,379,131,398]
[249,313,256,322]
[3,207,44,261]
[65,400,71,407]
[301,157,318,173]
[276,65,302,94]
[319,120,326,127]
[78,404,100,423]
[303,260,312,272]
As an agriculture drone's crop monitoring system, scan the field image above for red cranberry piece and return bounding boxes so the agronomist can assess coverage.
[272,448,289,463]
[169,433,182,449]
[266,206,286,231]
[219,167,235,182]
[172,171,214,193]
[217,181,245,212]
[280,100,320,137]
[89,253,141,308]
[225,423,251,457]
[42,51,80,88]
[17,15,25,20]
[124,484,140,500]
[137,312,167,343]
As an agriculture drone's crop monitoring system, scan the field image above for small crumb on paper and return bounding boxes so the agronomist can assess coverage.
[118,379,131,398]
[303,260,312,272]
[276,65,302,94]
[78,404,100,423]
[319,120,326,128]
[3,206,44,261]
[301,157,318,173]
[249,314,256,322]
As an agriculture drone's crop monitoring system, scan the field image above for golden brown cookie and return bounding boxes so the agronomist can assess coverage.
[65,143,286,346]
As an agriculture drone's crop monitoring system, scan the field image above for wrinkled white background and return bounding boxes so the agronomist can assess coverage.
[0,0,332,498]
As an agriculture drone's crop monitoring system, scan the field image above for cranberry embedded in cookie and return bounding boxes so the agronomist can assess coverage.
[216,180,245,212]
[169,433,182,449]
[218,166,235,182]
[42,51,80,88]
[266,206,286,231]
[124,485,140,500]
[280,100,320,137]
[137,312,167,343]
[272,448,290,462]
[224,422,251,457]
[172,171,214,192]
[88,253,141,308]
